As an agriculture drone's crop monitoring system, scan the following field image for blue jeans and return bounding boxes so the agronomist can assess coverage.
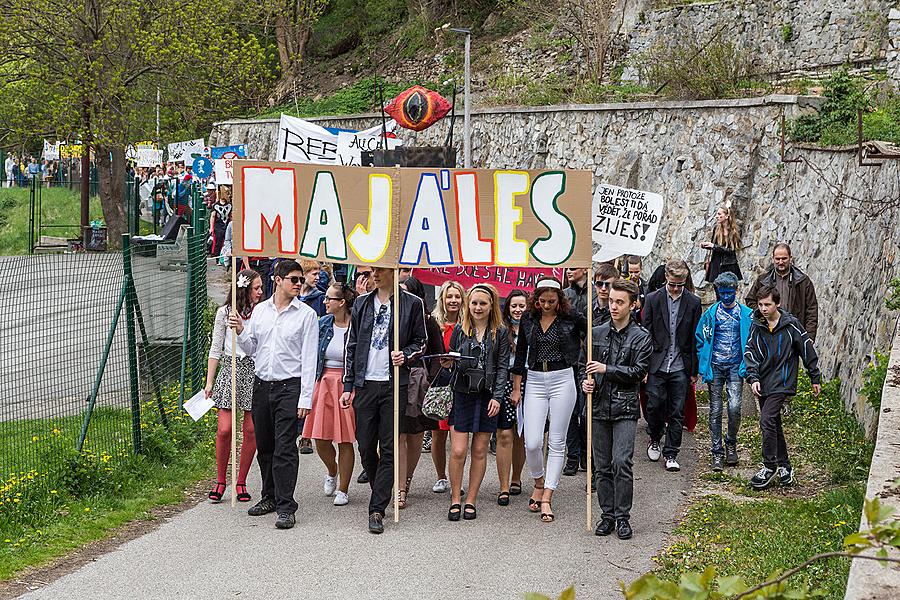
[709,363,742,456]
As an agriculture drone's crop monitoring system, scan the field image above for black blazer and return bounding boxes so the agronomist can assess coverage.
[448,324,510,401]
[511,311,586,375]
[641,287,701,376]
[343,290,427,392]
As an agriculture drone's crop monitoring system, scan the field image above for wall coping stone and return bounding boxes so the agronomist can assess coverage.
[845,318,900,599]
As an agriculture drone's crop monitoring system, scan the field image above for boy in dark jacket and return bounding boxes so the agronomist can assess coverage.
[581,280,652,540]
[744,286,821,490]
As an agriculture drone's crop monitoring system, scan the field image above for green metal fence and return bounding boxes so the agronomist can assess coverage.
[0,192,209,486]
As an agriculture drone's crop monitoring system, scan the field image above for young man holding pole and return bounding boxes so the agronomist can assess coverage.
[229,259,319,529]
[340,266,426,534]
[581,279,651,540]
[743,286,821,490]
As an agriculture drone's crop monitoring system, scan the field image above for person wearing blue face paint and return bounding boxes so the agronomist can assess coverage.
[695,272,753,472]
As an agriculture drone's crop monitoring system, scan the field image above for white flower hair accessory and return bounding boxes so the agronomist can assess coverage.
[236,274,251,289]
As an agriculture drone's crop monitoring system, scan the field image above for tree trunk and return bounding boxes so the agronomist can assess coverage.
[274,15,292,73]
[96,144,126,249]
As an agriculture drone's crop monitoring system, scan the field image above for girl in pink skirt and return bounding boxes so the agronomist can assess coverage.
[302,282,358,506]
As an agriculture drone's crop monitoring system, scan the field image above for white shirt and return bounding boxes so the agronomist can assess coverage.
[237,296,319,408]
[324,325,347,368]
[365,296,391,381]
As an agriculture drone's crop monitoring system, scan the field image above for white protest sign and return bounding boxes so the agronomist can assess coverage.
[167,138,205,163]
[43,140,60,160]
[336,132,402,166]
[214,158,235,184]
[276,114,397,165]
[591,184,664,262]
[137,148,163,167]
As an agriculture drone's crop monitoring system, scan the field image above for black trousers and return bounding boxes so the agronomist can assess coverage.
[593,418,637,521]
[645,369,689,459]
[354,380,403,516]
[566,389,587,463]
[252,377,301,514]
[759,394,790,470]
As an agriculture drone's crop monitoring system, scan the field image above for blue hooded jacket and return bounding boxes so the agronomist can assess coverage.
[695,301,753,383]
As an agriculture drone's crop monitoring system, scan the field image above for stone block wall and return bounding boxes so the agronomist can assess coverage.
[625,0,891,74]
[210,95,900,431]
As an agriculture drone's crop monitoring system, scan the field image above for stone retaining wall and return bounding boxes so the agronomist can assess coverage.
[210,95,900,430]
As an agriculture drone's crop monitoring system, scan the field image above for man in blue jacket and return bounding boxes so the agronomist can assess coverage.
[695,272,752,472]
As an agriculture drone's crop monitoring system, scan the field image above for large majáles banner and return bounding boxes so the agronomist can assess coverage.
[233,161,594,268]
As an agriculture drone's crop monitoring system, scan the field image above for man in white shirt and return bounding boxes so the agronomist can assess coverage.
[230,259,319,529]
[340,266,426,534]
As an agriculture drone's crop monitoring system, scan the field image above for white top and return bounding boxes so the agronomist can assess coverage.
[365,295,391,381]
[236,296,319,409]
[208,306,247,360]
[324,325,348,368]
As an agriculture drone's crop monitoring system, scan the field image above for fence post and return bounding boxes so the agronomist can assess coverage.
[29,177,35,254]
[178,226,194,409]
[189,185,208,392]
[122,235,142,454]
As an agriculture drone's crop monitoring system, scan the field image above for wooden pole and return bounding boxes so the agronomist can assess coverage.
[230,256,238,508]
[585,265,593,531]
[393,268,401,523]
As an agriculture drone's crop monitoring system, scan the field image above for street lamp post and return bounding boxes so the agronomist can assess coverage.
[439,25,472,168]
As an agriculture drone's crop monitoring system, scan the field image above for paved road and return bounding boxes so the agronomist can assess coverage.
[18,429,696,600]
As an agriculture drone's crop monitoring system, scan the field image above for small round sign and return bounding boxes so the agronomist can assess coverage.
[193,156,213,178]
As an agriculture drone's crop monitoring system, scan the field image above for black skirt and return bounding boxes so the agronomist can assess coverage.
[449,389,497,434]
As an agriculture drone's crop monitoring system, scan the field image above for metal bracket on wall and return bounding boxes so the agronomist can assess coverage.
[779,113,801,164]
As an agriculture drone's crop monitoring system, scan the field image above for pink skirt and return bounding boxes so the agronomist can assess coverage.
[302,368,356,443]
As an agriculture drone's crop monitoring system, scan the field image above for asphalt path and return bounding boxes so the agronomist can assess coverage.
[18,428,696,600]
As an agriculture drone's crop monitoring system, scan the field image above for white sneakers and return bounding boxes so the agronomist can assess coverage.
[647,441,661,462]
[432,478,449,493]
[323,474,337,497]
[665,457,681,472]
[333,491,349,506]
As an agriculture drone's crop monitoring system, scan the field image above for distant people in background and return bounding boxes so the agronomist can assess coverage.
[303,282,358,507]
[209,188,232,257]
[354,265,374,296]
[495,289,527,505]
[427,280,466,494]
[3,153,14,187]
[702,205,743,297]
[625,256,647,316]
[204,269,262,504]
[592,263,620,326]
[642,259,701,473]
[297,259,328,317]
[745,243,818,342]
[744,286,821,490]
[695,272,752,473]
[27,157,40,181]
[647,261,696,295]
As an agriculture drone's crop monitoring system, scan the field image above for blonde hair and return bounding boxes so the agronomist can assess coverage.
[299,259,320,274]
[713,205,742,251]
[432,280,466,326]
[460,283,504,338]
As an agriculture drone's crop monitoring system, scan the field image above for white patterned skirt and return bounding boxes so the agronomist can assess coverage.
[211,355,255,412]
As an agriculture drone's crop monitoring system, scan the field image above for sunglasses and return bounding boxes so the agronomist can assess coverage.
[666,281,687,288]
[357,271,372,279]
[595,280,613,289]
[324,296,343,302]
[280,276,303,284]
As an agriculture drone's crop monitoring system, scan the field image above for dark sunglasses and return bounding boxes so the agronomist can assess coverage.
[280,276,303,284]
[666,280,687,288]
[595,280,613,289]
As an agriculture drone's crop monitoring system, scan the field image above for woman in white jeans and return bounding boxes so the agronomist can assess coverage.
[510,277,586,522]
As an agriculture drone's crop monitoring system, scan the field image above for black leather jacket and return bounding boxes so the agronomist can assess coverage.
[448,324,510,401]
[511,311,586,376]
[578,319,652,421]
[343,290,426,392]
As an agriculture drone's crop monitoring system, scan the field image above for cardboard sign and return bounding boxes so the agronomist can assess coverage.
[137,148,163,167]
[214,158,236,184]
[167,138,205,163]
[43,140,60,160]
[591,184,664,262]
[233,162,593,268]
[276,115,397,165]
[413,267,563,296]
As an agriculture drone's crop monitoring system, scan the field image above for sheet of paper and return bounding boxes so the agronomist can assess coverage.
[183,390,215,421]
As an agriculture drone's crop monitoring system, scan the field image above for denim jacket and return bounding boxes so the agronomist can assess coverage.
[316,314,341,381]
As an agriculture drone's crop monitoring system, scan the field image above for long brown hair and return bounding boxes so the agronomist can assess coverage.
[527,280,571,317]
[713,205,742,251]
[225,269,261,319]
[460,284,504,339]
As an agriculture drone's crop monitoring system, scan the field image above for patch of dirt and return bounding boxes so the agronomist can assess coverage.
[0,481,209,600]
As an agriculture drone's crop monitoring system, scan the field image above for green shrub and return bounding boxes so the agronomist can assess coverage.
[861,352,889,412]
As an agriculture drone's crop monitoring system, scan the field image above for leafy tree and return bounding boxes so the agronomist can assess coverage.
[0,0,276,244]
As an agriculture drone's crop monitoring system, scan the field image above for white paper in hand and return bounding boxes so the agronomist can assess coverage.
[184,390,215,421]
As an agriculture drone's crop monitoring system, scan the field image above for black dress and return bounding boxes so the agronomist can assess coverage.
[705,233,742,283]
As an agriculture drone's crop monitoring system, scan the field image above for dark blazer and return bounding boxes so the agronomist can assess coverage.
[641,287,702,376]
[343,289,427,392]
[448,324,510,401]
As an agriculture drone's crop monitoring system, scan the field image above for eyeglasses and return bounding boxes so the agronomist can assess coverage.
[666,281,686,288]
[324,296,343,302]
[595,281,613,289]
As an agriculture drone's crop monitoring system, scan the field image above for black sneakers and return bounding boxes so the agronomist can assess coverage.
[563,458,579,476]
[711,455,724,472]
[274,512,295,529]
[357,470,370,484]
[247,497,276,516]
[368,512,384,534]
[616,519,633,540]
[749,466,776,490]
[725,444,739,466]
[595,517,615,537]
[777,466,794,486]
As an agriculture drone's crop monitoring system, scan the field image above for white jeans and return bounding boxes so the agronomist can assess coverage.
[522,368,577,490]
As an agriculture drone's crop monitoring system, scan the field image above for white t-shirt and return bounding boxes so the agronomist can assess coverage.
[324,325,348,368]
[365,296,391,381]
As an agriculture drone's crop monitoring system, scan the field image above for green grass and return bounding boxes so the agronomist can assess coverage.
[653,372,874,598]
[0,388,216,581]
[0,185,103,255]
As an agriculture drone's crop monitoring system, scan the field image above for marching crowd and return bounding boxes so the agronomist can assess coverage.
[203,204,822,538]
